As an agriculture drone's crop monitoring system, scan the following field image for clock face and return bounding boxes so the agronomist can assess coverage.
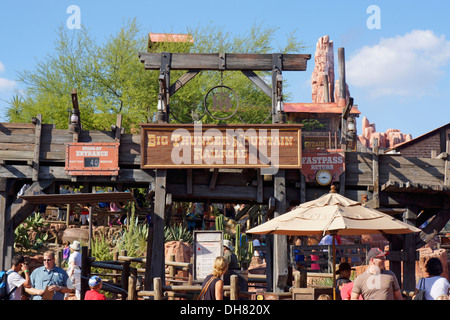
[316,169,332,186]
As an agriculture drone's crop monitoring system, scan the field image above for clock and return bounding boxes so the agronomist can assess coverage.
[315,169,332,186]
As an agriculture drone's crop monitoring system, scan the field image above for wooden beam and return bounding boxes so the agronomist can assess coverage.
[415,209,450,249]
[139,53,311,71]
[32,114,42,182]
[241,70,272,98]
[11,180,53,228]
[169,69,200,96]
[209,169,219,190]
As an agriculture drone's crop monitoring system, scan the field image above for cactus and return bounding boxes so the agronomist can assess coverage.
[215,214,224,231]
[235,224,241,255]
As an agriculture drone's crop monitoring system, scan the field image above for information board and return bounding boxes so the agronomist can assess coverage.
[65,142,120,176]
[193,230,223,283]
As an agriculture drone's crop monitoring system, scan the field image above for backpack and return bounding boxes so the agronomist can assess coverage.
[0,270,16,300]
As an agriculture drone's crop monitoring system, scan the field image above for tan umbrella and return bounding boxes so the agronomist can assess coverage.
[247,186,421,299]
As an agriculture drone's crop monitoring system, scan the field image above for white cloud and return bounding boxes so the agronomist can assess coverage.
[346,30,450,97]
[0,61,17,92]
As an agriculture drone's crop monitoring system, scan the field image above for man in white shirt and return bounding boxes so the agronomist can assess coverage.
[6,255,31,300]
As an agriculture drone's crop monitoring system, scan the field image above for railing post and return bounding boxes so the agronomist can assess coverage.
[80,246,89,300]
[230,274,239,300]
[122,260,130,300]
[128,275,137,300]
[154,277,163,300]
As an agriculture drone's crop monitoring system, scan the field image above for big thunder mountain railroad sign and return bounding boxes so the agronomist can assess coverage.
[140,124,302,174]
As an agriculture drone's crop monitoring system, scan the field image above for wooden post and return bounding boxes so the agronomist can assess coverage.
[323,74,330,103]
[403,206,418,291]
[372,138,380,208]
[88,206,93,249]
[444,140,450,186]
[0,178,13,270]
[66,203,71,227]
[168,254,175,283]
[80,246,89,300]
[113,251,119,284]
[273,169,288,292]
[148,169,167,288]
[32,114,42,182]
[337,48,347,106]
[121,260,130,300]
[153,277,163,300]
[128,275,137,300]
[230,274,239,300]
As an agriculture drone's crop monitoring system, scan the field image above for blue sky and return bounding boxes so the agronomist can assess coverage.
[0,0,449,138]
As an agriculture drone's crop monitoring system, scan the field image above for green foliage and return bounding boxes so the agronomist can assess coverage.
[8,20,305,129]
[90,234,113,262]
[114,213,148,258]
[14,213,49,251]
[164,224,193,244]
[299,118,327,131]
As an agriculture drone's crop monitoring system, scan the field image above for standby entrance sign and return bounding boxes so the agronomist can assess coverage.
[193,230,223,283]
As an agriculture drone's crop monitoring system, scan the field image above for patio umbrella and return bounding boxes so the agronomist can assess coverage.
[247,186,421,299]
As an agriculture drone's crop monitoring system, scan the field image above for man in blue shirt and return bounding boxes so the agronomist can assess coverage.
[25,251,71,300]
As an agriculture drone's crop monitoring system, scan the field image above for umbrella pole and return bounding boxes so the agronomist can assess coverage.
[332,233,336,300]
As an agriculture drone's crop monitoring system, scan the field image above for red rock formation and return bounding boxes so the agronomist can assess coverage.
[311,35,335,103]
[358,116,412,149]
[164,240,193,280]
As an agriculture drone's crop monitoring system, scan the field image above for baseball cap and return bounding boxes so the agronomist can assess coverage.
[89,275,102,287]
[367,247,388,261]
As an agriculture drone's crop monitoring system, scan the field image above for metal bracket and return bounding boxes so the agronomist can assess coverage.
[219,52,226,70]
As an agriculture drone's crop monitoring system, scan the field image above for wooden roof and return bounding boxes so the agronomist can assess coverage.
[386,122,450,152]
[148,33,194,43]
[20,192,135,208]
[284,102,361,115]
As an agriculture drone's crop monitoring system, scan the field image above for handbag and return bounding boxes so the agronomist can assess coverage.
[413,278,426,300]
[197,276,216,300]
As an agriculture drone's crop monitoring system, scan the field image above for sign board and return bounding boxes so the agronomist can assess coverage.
[193,230,223,283]
[303,136,336,150]
[301,150,345,184]
[65,143,120,176]
[140,124,302,172]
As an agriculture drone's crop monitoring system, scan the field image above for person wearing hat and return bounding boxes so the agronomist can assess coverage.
[84,276,107,300]
[351,248,403,300]
[223,240,239,270]
[67,240,82,299]
[335,262,355,296]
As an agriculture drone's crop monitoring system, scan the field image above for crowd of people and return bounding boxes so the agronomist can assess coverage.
[3,237,450,300]
[4,241,108,300]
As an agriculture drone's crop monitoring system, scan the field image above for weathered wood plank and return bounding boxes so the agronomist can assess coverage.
[139,53,311,71]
